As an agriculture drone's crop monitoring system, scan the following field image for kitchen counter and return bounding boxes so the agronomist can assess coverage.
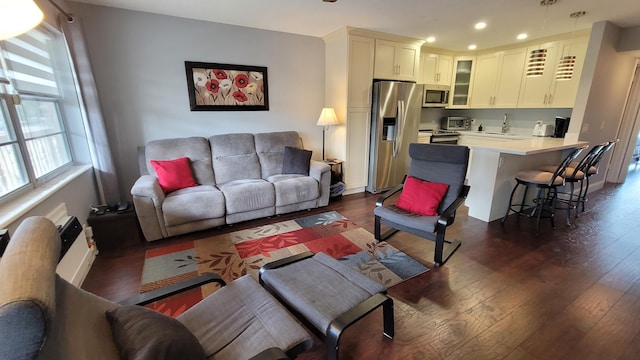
[461,136,588,222]
[459,133,586,155]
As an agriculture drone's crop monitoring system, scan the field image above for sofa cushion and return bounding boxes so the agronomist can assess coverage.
[162,185,226,226]
[217,179,275,214]
[282,146,312,176]
[210,133,261,184]
[268,175,319,206]
[106,305,207,360]
[150,157,199,193]
[254,131,302,178]
[146,137,215,186]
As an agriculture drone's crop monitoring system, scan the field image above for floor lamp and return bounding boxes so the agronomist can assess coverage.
[316,108,339,161]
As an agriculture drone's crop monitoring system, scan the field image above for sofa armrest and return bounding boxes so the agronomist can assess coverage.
[131,175,165,204]
[310,160,331,207]
[131,175,167,241]
[309,160,330,182]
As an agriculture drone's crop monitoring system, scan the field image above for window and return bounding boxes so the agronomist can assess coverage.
[0,28,72,199]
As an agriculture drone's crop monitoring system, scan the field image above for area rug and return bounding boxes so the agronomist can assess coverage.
[140,211,428,316]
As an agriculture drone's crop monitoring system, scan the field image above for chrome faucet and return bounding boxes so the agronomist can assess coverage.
[501,113,509,133]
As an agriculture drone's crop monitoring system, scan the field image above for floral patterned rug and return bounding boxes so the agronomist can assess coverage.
[140,211,429,316]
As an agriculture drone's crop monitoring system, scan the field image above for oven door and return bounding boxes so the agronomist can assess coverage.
[430,135,459,144]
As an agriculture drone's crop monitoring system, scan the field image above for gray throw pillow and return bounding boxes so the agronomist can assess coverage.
[282,146,312,175]
[105,305,207,360]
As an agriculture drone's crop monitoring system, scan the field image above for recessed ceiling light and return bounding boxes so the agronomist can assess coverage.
[426,36,436,43]
[517,33,528,40]
[475,22,487,30]
[468,44,477,50]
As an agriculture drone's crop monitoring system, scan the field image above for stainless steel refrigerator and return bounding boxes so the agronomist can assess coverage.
[366,81,423,193]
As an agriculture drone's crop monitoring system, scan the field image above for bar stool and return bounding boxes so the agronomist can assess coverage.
[574,139,617,213]
[539,143,605,224]
[501,145,587,234]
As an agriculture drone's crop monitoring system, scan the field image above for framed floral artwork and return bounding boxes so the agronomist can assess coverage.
[185,61,269,111]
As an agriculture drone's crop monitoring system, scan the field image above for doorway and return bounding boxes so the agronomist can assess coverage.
[608,61,640,183]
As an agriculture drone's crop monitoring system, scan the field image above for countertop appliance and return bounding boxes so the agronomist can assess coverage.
[532,122,555,137]
[441,116,471,131]
[422,84,450,107]
[553,117,570,138]
[367,81,422,193]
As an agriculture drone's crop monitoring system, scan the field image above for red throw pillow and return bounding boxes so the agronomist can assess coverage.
[396,176,449,216]
[150,157,198,193]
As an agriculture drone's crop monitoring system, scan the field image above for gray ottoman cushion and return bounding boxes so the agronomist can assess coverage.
[260,252,386,334]
[177,275,312,360]
[217,179,275,214]
[162,185,225,227]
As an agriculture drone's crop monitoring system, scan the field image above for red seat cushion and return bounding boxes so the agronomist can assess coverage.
[150,157,198,193]
[396,176,449,216]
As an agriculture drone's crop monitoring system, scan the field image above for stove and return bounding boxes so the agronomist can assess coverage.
[418,129,460,144]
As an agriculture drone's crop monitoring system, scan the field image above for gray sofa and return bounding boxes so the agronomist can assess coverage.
[131,131,331,241]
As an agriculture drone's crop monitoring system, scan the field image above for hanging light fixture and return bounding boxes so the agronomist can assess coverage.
[526,0,556,77]
[556,11,586,81]
[0,0,44,40]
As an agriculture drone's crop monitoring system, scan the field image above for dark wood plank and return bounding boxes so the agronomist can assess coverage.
[82,168,640,359]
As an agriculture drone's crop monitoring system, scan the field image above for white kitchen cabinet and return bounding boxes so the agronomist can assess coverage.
[449,56,475,108]
[470,49,526,108]
[348,36,376,108]
[517,36,588,108]
[324,30,375,193]
[374,39,420,82]
[344,108,371,188]
[420,52,453,85]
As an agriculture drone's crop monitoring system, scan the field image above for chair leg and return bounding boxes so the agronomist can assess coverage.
[582,176,591,212]
[382,296,394,339]
[535,188,544,235]
[566,182,575,227]
[327,293,393,360]
[374,215,399,242]
[433,224,461,266]
[502,183,520,224]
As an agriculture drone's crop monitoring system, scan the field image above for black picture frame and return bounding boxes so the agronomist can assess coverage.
[185,61,269,111]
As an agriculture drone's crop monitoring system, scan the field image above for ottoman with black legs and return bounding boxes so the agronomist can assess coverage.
[259,251,394,360]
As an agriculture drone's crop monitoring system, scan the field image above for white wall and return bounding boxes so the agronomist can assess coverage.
[571,21,639,188]
[69,3,326,199]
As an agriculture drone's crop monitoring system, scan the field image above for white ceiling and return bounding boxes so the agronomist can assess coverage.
[71,0,640,51]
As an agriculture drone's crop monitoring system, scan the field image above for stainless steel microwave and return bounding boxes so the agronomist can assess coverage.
[441,116,471,131]
[422,84,450,107]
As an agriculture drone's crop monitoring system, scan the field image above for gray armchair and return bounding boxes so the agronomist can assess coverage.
[374,143,470,266]
[0,217,312,360]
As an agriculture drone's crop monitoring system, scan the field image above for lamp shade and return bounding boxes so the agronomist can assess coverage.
[316,108,339,126]
[0,0,44,41]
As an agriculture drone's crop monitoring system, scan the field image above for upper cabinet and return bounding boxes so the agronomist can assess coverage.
[449,56,475,108]
[517,36,588,108]
[420,52,453,86]
[374,39,420,82]
[470,48,527,108]
[347,36,376,108]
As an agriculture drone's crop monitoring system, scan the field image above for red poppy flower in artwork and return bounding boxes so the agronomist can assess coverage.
[205,79,219,93]
[234,74,249,88]
[260,84,264,93]
[212,69,227,80]
[233,91,248,102]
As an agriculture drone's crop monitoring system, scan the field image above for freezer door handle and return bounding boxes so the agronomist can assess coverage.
[394,100,405,157]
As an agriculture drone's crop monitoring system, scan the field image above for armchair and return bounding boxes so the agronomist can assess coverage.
[0,217,312,360]
[374,143,470,266]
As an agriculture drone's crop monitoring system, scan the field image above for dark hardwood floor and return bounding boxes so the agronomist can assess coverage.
[84,167,640,359]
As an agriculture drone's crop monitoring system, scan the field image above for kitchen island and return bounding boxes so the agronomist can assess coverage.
[458,134,588,222]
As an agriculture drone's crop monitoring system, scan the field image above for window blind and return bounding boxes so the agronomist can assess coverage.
[1,29,59,96]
